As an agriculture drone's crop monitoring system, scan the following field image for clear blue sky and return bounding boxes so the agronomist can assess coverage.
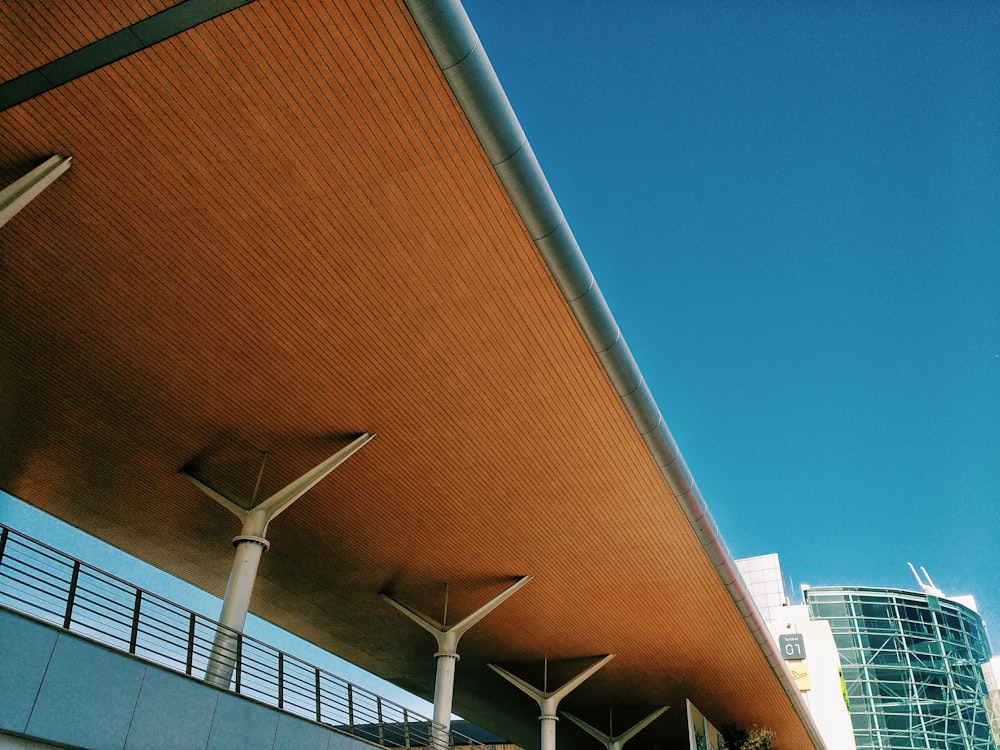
[1,0,997,676]
[461,0,1000,649]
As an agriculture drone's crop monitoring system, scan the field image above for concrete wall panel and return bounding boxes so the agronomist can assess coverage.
[125,668,220,750]
[1,609,382,750]
[25,634,146,749]
[206,692,280,750]
[329,732,369,750]
[0,609,58,733]
[273,713,332,750]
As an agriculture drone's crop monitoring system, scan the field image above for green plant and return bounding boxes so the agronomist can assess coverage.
[743,726,775,750]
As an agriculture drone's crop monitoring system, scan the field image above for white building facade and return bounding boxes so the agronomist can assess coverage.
[735,555,856,750]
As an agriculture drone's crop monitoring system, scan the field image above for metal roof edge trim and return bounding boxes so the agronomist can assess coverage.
[403,1,830,747]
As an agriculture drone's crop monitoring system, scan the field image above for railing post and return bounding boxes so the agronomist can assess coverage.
[347,683,355,733]
[234,632,243,693]
[129,589,143,654]
[278,651,285,709]
[403,708,411,749]
[0,526,9,570]
[377,696,385,746]
[315,667,322,723]
[63,560,81,630]
[186,612,196,675]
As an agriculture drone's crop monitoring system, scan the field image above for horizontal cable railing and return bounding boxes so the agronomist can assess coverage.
[0,524,499,749]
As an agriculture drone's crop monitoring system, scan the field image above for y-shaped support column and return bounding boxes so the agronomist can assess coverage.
[182,432,375,687]
[563,706,670,750]
[489,655,614,750]
[381,576,531,750]
[1,154,72,229]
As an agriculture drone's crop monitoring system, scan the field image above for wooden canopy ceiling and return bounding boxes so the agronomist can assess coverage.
[0,2,817,748]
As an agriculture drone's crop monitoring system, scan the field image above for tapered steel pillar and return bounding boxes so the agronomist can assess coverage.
[489,655,614,750]
[382,576,532,750]
[201,509,271,688]
[1,154,72,229]
[183,432,375,688]
[563,706,670,750]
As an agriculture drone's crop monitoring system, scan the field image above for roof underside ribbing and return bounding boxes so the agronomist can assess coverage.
[0,2,819,748]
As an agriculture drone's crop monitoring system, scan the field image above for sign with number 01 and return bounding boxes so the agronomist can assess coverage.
[779,634,806,660]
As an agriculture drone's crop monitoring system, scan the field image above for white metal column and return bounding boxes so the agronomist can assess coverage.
[489,655,614,750]
[0,154,72,229]
[563,706,669,750]
[183,432,375,688]
[382,576,532,750]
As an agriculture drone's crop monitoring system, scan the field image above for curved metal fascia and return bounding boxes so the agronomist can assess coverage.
[403,2,829,749]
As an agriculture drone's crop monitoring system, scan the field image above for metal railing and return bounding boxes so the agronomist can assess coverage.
[0,524,499,749]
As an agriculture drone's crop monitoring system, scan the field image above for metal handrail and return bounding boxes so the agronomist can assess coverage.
[0,524,502,749]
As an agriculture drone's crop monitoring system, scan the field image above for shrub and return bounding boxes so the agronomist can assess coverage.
[743,726,775,750]
[719,724,774,750]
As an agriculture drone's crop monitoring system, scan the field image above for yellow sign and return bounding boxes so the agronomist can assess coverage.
[789,663,811,691]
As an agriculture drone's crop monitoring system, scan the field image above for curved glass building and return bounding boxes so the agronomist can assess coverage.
[806,586,998,750]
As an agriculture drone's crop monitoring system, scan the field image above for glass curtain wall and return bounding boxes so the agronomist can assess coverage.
[806,586,997,750]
